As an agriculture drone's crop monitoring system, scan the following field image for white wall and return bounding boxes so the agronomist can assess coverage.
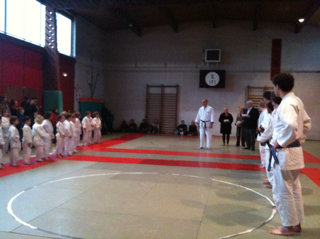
[74,17,108,111]
[76,19,320,139]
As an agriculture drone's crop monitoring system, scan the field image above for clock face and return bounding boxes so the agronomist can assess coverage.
[205,72,220,86]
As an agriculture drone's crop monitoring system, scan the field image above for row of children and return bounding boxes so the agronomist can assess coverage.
[0,111,102,169]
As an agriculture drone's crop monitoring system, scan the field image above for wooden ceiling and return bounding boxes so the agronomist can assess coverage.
[45,0,320,36]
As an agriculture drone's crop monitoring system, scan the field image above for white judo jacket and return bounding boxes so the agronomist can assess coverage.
[82,116,92,131]
[32,123,49,147]
[92,117,101,130]
[272,92,311,170]
[9,125,21,149]
[41,119,54,139]
[195,106,215,126]
[22,124,33,144]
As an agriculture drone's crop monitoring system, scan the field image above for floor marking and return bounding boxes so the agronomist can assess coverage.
[7,172,275,239]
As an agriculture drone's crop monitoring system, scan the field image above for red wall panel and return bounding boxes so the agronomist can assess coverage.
[24,49,43,91]
[2,42,24,89]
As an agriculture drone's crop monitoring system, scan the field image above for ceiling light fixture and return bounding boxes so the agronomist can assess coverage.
[299,18,305,23]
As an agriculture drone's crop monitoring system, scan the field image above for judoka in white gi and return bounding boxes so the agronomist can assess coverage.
[74,112,82,148]
[82,112,92,146]
[257,99,280,188]
[0,116,5,169]
[92,112,102,144]
[257,101,269,168]
[1,110,10,154]
[32,115,50,162]
[70,116,77,153]
[41,112,54,160]
[22,116,33,164]
[8,116,21,166]
[195,99,214,149]
[64,114,73,156]
[268,73,311,236]
[56,115,66,157]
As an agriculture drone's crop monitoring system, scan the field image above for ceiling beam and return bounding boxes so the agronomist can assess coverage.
[295,0,320,33]
[158,6,179,32]
[110,9,142,36]
[253,3,261,31]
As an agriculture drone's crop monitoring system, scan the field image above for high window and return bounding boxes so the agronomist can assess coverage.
[56,12,73,56]
[0,0,75,57]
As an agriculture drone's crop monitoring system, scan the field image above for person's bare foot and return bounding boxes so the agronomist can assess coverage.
[266,185,272,189]
[268,226,294,236]
[276,224,301,233]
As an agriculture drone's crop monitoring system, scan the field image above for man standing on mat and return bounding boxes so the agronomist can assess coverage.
[242,100,259,150]
[195,99,214,149]
[268,73,311,236]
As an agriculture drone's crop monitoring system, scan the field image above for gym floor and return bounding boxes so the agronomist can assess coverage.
[0,133,319,239]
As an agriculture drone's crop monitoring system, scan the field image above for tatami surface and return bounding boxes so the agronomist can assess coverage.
[0,133,319,239]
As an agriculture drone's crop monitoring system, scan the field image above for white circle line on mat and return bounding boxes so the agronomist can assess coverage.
[7,172,275,239]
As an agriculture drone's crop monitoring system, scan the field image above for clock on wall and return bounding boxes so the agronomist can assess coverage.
[199,70,226,88]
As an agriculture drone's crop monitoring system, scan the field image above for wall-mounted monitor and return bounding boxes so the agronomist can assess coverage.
[199,70,226,88]
[205,49,221,62]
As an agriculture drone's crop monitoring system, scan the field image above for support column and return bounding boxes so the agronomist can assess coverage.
[270,39,282,81]
[43,3,60,91]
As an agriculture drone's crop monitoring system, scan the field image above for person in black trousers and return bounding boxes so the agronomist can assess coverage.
[218,107,233,145]
[242,101,259,150]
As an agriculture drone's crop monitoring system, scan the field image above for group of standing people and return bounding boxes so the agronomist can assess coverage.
[0,107,103,169]
[194,73,311,236]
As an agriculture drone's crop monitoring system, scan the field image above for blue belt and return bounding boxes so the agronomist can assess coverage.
[269,140,301,171]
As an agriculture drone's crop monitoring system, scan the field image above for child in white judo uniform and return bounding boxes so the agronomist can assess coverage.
[22,116,33,165]
[74,112,82,148]
[64,114,73,156]
[32,115,50,162]
[1,109,10,154]
[9,116,21,166]
[56,115,66,158]
[41,112,54,160]
[92,112,102,144]
[82,112,92,146]
[70,115,77,153]
[0,116,4,169]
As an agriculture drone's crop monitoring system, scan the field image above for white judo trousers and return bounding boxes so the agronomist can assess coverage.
[199,122,213,148]
[259,145,266,167]
[264,148,273,185]
[56,136,65,155]
[23,141,32,164]
[272,164,304,226]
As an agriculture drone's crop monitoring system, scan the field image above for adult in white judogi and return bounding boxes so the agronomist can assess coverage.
[82,113,92,146]
[1,116,10,153]
[33,116,50,162]
[195,99,214,149]
[56,115,66,157]
[64,116,73,156]
[268,73,311,236]
[257,101,270,168]
[41,116,54,159]
[22,119,33,164]
[0,118,5,169]
[92,115,102,144]
[9,122,21,166]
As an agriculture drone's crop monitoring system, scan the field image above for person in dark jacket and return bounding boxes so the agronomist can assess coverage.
[219,107,233,145]
[242,101,260,150]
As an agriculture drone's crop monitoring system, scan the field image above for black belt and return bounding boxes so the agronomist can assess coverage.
[269,140,301,171]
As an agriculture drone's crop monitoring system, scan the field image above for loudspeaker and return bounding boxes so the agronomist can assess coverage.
[205,49,221,62]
